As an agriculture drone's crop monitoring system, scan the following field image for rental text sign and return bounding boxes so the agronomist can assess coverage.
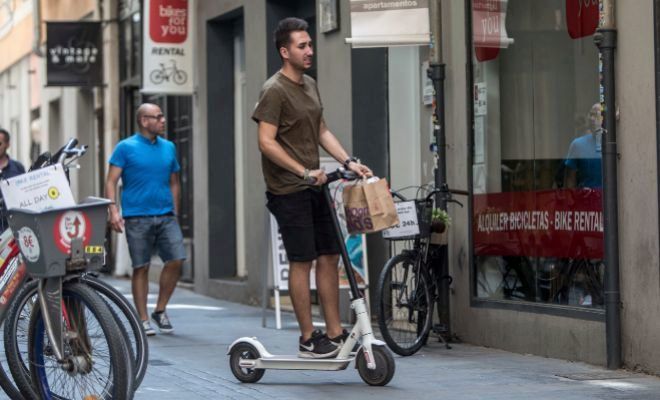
[473,189,603,259]
[143,0,194,94]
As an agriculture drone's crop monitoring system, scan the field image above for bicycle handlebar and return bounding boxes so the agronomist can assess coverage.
[31,139,88,171]
[392,192,407,201]
[390,184,468,208]
[52,138,79,164]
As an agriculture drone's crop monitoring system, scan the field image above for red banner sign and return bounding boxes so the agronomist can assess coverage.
[149,0,188,43]
[473,189,603,259]
[472,0,508,62]
[566,0,599,39]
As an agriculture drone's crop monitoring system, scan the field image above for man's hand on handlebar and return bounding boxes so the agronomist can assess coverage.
[308,169,327,186]
[346,161,373,178]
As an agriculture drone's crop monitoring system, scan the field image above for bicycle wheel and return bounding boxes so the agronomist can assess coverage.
[5,277,146,395]
[4,279,40,400]
[82,274,149,389]
[377,252,433,356]
[28,282,133,400]
[0,323,23,400]
[173,70,187,85]
[149,69,164,84]
[553,259,604,307]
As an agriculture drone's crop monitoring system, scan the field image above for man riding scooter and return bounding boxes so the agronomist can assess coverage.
[252,17,372,358]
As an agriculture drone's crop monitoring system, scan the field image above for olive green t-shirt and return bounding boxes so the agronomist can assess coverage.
[252,71,325,195]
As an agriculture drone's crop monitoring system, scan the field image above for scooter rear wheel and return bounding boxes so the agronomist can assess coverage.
[356,345,395,386]
[229,343,265,383]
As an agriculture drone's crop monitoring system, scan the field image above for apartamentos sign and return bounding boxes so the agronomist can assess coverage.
[46,22,103,86]
[346,0,430,48]
[142,0,194,94]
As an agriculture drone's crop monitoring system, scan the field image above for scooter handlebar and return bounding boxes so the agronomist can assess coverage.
[325,168,359,184]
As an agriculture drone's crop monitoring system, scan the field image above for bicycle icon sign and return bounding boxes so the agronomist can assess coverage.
[149,59,188,85]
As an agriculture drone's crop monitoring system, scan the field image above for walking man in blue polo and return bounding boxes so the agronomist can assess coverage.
[105,103,186,336]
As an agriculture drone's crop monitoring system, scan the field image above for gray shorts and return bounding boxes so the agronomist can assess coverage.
[124,214,186,268]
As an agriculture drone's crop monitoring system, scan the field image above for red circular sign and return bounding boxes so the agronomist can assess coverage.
[53,211,92,254]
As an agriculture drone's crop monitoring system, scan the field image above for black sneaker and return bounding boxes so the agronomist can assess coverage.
[329,329,360,353]
[151,311,174,334]
[298,329,340,359]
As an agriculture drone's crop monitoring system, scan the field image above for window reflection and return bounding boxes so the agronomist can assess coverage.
[471,0,604,308]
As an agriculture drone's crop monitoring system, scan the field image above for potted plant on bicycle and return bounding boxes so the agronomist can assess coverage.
[430,208,451,245]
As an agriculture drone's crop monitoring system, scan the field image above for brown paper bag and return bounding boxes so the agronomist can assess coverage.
[343,178,399,234]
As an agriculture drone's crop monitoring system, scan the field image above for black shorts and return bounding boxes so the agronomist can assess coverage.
[266,189,341,262]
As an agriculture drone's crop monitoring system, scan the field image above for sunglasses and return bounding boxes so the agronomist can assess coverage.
[143,114,165,120]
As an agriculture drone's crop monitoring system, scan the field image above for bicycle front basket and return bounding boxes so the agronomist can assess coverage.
[415,199,433,238]
[8,197,111,278]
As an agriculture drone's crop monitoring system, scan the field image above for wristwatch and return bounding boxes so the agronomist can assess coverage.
[302,168,311,181]
[343,157,359,169]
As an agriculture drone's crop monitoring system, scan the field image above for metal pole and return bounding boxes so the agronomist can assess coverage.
[428,0,450,338]
[655,0,660,312]
[594,0,621,370]
[32,0,43,57]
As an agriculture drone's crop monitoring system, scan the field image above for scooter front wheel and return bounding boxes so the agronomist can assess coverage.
[356,345,395,386]
[229,342,265,383]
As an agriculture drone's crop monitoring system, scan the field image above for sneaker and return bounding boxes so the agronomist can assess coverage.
[298,329,341,359]
[151,311,174,334]
[142,320,156,336]
[329,329,360,353]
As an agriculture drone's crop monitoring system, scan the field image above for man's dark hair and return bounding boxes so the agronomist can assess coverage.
[274,17,308,53]
[0,129,10,142]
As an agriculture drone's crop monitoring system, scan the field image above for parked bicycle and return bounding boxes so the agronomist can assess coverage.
[377,184,466,356]
[0,139,140,399]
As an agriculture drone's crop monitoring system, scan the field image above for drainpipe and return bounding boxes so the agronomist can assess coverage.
[593,0,621,370]
[32,0,42,56]
[655,0,660,316]
[428,0,451,337]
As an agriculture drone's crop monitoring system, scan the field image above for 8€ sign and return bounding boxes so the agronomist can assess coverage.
[17,227,40,262]
[54,211,92,254]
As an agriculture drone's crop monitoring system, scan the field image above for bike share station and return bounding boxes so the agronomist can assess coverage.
[0,148,131,398]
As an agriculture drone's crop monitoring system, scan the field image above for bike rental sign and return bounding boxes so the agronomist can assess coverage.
[142,0,194,94]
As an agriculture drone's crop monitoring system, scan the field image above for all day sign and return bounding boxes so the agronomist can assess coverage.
[0,165,75,212]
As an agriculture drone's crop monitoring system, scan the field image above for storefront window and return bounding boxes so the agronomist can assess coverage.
[470,0,604,308]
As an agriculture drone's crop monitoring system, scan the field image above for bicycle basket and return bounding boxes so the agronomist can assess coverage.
[8,197,111,278]
[382,198,433,241]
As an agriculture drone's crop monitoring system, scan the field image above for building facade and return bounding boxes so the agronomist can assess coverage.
[0,0,658,375]
[189,0,660,374]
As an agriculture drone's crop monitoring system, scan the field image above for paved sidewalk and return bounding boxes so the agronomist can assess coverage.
[4,276,660,399]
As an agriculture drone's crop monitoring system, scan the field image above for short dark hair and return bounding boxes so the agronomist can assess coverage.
[274,17,308,53]
[0,128,10,142]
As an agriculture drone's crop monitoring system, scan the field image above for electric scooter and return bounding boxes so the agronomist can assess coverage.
[228,168,396,386]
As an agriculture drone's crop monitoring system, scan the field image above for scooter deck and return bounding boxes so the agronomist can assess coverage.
[241,355,353,371]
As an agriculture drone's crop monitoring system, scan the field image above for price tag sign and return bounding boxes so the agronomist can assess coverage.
[382,201,419,239]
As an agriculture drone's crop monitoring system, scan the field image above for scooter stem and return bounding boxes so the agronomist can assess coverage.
[321,184,361,300]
